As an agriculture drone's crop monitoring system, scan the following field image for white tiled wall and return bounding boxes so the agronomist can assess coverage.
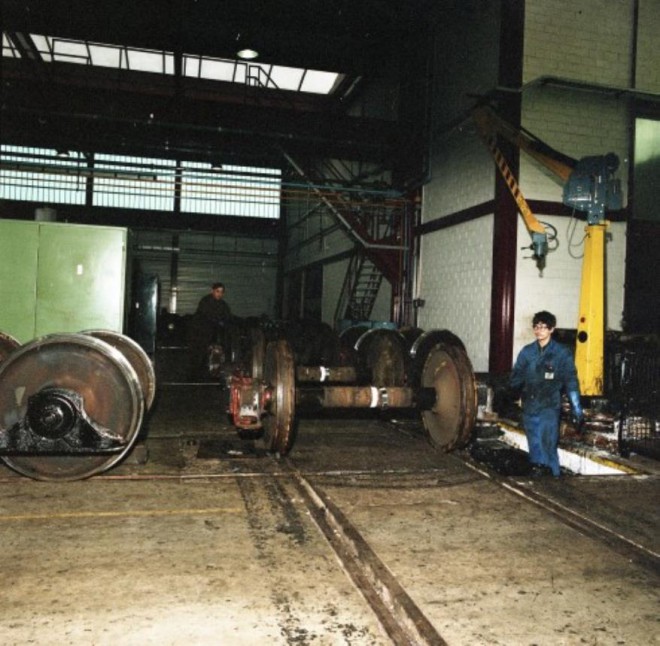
[417,215,494,371]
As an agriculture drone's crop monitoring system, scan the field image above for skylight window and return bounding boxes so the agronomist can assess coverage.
[300,70,339,94]
[127,49,174,74]
[3,32,342,95]
[196,56,236,83]
[268,66,305,92]
[1,33,20,58]
[51,38,88,64]
[90,44,121,68]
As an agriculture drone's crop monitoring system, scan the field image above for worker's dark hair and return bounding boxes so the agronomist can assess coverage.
[533,310,557,328]
[211,282,225,290]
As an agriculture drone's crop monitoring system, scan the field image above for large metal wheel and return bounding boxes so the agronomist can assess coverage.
[262,339,296,455]
[0,334,144,481]
[419,341,477,451]
[409,329,466,388]
[0,331,21,367]
[82,329,156,410]
[355,328,407,387]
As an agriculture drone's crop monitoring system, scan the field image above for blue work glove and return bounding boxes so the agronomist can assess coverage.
[568,391,585,432]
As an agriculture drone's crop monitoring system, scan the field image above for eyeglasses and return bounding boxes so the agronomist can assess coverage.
[533,324,549,330]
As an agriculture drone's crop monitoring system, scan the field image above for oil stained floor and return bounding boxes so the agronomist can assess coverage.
[0,383,658,646]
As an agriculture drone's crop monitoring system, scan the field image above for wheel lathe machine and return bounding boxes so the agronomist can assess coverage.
[0,325,477,480]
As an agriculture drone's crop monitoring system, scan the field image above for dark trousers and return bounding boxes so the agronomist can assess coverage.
[522,408,561,476]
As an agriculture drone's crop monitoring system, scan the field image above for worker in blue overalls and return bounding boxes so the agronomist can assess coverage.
[510,310,584,477]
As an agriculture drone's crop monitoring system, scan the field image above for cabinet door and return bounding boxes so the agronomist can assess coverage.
[0,220,39,342]
[36,225,127,335]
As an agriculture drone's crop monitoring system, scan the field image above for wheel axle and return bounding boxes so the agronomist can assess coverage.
[229,327,477,457]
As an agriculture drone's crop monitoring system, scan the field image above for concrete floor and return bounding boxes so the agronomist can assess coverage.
[0,383,658,646]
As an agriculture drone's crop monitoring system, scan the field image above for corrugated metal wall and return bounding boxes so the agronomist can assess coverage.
[131,229,278,318]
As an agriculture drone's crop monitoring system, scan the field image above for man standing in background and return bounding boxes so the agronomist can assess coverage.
[187,282,231,380]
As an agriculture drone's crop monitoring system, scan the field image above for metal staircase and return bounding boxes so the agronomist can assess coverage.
[282,150,407,324]
[335,250,384,324]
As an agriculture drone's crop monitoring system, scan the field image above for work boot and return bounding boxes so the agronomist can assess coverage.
[529,463,548,478]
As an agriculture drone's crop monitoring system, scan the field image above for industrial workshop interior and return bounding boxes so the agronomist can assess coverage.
[0,1,658,644]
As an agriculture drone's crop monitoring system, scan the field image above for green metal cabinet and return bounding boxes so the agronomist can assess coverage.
[0,220,39,342]
[0,219,127,343]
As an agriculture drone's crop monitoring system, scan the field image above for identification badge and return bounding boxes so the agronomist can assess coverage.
[544,372,555,380]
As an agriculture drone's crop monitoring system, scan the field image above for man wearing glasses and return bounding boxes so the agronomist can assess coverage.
[510,311,584,477]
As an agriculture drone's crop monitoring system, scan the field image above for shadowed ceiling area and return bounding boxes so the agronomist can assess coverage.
[2,0,445,172]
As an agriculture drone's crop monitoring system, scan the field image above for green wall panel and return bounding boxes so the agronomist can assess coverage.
[0,220,39,343]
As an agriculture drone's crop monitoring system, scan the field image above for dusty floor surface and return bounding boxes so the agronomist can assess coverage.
[0,383,658,645]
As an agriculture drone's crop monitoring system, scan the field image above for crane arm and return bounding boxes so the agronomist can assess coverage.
[473,106,550,266]
[473,106,577,183]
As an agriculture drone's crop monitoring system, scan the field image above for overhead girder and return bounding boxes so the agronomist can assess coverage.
[2,63,401,165]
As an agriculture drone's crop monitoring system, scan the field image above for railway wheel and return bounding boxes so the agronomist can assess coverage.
[419,340,477,451]
[0,334,144,481]
[262,339,296,455]
[0,331,20,367]
[82,329,156,411]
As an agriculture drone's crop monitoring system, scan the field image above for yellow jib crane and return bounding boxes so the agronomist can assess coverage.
[473,106,623,396]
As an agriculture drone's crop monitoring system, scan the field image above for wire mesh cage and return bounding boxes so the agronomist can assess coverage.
[612,341,660,459]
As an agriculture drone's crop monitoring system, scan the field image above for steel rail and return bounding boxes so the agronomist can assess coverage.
[280,456,448,646]
[458,454,660,572]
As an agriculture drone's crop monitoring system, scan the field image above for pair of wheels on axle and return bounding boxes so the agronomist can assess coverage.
[0,330,155,481]
[254,329,477,458]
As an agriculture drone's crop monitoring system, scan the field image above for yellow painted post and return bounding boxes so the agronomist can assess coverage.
[575,222,608,396]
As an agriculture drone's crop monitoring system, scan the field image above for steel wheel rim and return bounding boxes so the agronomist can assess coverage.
[420,342,476,451]
[82,329,156,410]
[0,331,21,367]
[0,334,144,481]
[262,340,296,455]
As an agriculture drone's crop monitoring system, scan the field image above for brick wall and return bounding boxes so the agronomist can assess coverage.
[520,86,630,203]
[417,216,494,371]
[524,0,635,87]
[636,0,660,92]
[423,129,495,221]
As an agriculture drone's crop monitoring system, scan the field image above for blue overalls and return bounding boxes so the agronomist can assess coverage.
[510,339,580,476]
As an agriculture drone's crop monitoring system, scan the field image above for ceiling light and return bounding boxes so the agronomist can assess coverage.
[236,48,259,60]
